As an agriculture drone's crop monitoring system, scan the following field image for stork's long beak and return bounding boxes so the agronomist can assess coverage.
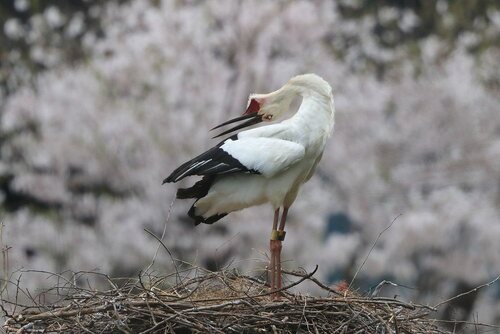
[210,99,263,138]
[211,114,263,138]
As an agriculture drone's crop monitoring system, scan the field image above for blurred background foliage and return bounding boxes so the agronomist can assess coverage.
[1,0,499,94]
[1,0,499,332]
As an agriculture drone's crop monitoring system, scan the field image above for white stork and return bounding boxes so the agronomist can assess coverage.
[164,73,335,294]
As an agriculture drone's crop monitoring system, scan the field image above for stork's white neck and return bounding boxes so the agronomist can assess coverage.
[284,90,335,149]
[293,90,334,128]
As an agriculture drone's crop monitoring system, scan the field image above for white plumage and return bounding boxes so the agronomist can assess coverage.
[164,73,335,294]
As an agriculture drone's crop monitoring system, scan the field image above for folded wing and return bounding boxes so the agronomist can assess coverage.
[164,136,305,183]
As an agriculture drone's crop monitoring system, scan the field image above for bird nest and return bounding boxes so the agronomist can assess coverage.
[2,267,448,334]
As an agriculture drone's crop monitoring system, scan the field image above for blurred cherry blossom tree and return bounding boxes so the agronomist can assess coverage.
[1,0,499,329]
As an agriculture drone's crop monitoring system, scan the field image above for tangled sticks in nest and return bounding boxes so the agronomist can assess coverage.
[3,267,448,334]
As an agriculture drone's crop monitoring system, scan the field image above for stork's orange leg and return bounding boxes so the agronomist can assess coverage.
[275,240,282,291]
[269,209,280,294]
[270,240,281,298]
[276,207,288,290]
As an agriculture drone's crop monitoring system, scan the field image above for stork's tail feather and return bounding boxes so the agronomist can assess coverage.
[176,176,215,199]
[175,176,226,225]
[188,204,227,226]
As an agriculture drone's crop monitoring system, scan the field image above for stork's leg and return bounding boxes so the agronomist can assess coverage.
[276,207,288,290]
[274,238,283,292]
[269,209,280,293]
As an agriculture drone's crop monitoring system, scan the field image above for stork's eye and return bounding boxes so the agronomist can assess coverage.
[264,115,273,121]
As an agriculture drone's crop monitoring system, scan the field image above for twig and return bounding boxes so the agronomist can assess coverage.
[143,228,182,286]
[433,274,500,309]
[283,269,342,296]
[349,214,402,290]
[144,195,176,274]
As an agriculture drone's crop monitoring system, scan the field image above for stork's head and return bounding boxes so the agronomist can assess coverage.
[211,90,294,138]
[212,73,332,138]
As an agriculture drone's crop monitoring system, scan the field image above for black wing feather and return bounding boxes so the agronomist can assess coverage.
[176,176,215,199]
[163,135,259,183]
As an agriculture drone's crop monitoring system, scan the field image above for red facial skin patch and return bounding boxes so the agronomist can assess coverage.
[243,99,260,115]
